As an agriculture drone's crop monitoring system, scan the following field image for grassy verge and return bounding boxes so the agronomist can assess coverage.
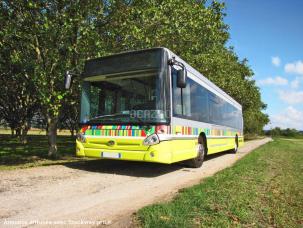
[0,134,86,170]
[244,134,266,141]
[137,138,303,227]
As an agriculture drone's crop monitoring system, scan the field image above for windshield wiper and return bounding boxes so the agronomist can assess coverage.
[87,111,149,124]
[89,113,130,121]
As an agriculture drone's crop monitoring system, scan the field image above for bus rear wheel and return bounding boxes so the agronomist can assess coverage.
[231,136,239,154]
[186,143,205,168]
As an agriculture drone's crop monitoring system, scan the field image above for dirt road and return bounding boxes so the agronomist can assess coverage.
[0,138,271,227]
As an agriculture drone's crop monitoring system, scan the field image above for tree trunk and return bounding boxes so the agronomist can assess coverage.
[70,129,75,137]
[20,128,28,144]
[19,121,30,144]
[47,116,58,158]
[16,128,21,137]
[11,128,15,137]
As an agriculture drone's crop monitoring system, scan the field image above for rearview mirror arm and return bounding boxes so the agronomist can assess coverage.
[168,57,186,70]
[64,70,80,90]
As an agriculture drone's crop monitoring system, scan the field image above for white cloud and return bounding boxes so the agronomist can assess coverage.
[278,90,303,104]
[267,106,303,130]
[284,60,303,75]
[258,76,288,86]
[290,78,300,89]
[271,56,281,67]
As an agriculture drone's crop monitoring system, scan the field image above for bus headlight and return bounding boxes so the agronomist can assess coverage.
[143,134,160,146]
[76,133,86,143]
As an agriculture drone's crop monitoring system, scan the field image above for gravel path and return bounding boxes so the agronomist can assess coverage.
[0,138,271,227]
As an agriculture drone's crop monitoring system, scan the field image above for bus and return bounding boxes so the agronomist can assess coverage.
[65,47,244,168]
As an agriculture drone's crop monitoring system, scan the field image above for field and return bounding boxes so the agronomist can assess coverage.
[137,138,303,227]
[0,133,83,170]
[0,128,72,135]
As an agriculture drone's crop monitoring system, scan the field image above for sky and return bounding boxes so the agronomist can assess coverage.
[223,0,303,130]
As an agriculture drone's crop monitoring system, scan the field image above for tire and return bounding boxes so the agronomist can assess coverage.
[231,136,239,154]
[186,143,205,168]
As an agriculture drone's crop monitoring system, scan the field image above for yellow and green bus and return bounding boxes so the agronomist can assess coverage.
[66,47,243,168]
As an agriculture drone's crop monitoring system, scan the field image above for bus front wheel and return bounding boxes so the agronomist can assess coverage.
[186,143,205,168]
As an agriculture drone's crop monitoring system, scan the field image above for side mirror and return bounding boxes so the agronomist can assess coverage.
[64,71,73,89]
[177,68,187,88]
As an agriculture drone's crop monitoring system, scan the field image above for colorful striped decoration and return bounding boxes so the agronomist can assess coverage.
[173,125,241,137]
[81,124,242,137]
[81,125,155,137]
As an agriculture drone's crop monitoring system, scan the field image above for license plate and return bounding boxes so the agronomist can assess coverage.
[101,152,121,159]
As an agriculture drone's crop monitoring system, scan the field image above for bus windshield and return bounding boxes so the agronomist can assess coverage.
[80,72,168,124]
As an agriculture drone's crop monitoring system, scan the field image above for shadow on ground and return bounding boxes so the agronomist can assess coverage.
[205,150,232,160]
[63,150,234,178]
[64,159,185,178]
[0,134,76,167]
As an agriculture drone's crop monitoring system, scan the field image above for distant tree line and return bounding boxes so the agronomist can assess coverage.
[0,0,269,157]
[265,128,303,137]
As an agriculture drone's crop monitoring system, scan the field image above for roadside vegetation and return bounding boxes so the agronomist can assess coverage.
[137,138,303,227]
[265,127,303,139]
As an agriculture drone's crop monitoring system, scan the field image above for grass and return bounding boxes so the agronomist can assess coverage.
[0,128,71,135]
[137,138,303,227]
[0,134,85,170]
[278,135,303,140]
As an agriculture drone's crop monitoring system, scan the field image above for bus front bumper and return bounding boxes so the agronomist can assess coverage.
[76,139,177,164]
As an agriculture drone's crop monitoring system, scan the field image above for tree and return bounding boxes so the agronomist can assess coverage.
[0,9,40,142]
[267,127,301,137]
[101,0,228,55]
[1,0,107,157]
[0,65,39,142]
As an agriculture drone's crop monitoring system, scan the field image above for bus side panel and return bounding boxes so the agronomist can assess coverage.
[207,137,236,154]
[207,136,245,154]
[170,139,198,163]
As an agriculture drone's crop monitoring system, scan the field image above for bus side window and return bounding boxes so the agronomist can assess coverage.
[189,80,209,122]
[172,68,191,117]
[199,86,209,122]
[172,68,182,115]
[182,82,191,117]
[208,92,217,124]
